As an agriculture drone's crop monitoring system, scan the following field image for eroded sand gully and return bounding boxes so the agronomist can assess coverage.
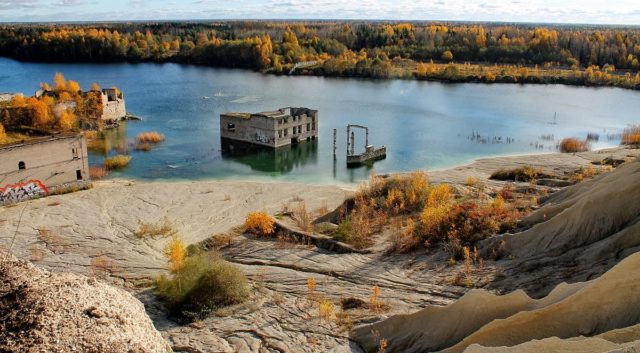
[1,147,638,353]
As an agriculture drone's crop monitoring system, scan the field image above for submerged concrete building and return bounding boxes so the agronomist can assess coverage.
[0,134,90,204]
[220,107,318,148]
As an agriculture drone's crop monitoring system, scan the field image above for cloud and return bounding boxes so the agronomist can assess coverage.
[0,0,639,24]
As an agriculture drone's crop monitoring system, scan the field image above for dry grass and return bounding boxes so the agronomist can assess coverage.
[134,216,176,238]
[89,165,107,179]
[90,254,117,278]
[559,137,589,153]
[294,201,313,232]
[490,166,544,182]
[104,155,131,170]
[136,131,165,144]
[622,125,640,146]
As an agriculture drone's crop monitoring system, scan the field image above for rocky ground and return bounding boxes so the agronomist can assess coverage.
[1,147,638,353]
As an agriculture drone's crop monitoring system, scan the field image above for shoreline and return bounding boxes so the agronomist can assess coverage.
[97,146,636,188]
[2,55,639,92]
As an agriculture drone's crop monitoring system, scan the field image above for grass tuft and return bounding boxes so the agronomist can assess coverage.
[104,155,131,170]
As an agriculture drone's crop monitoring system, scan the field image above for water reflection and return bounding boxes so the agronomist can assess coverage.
[87,123,129,156]
[221,138,318,174]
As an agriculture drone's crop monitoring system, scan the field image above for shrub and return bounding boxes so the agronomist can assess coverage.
[135,216,176,238]
[559,137,589,153]
[104,155,131,170]
[622,125,640,146]
[89,165,107,179]
[137,131,165,143]
[156,251,250,321]
[244,212,275,236]
[464,176,478,186]
[490,166,543,182]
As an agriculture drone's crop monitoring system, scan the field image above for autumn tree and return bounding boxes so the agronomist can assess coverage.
[164,234,186,273]
[90,82,101,91]
[0,122,6,143]
[10,94,25,107]
[67,80,81,94]
[58,109,76,130]
[53,72,67,92]
[442,50,454,62]
[27,97,52,129]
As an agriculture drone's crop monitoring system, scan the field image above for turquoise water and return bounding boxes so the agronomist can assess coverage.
[0,57,638,184]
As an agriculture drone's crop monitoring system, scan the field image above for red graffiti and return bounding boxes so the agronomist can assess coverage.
[0,180,48,203]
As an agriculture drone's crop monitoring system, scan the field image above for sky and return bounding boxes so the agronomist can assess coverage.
[2,0,640,25]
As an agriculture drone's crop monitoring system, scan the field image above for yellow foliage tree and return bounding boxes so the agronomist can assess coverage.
[441,50,454,62]
[416,62,428,77]
[0,122,7,143]
[164,234,186,273]
[67,80,81,94]
[27,98,51,129]
[10,94,26,107]
[58,109,76,130]
[90,82,101,91]
[53,72,67,91]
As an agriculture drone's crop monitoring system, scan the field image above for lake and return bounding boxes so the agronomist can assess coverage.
[0,57,638,184]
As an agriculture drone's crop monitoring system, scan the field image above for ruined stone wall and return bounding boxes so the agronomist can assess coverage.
[0,135,90,204]
[220,114,279,147]
[100,94,126,122]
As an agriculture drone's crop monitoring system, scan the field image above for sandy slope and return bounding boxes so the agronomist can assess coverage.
[352,252,640,353]
[352,157,640,353]
[0,250,170,353]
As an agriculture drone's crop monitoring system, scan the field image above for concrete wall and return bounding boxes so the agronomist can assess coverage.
[0,135,90,204]
[220,114,278,147]
[100,94,126,122]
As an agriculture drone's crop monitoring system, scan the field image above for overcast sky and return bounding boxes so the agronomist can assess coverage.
[2,0,640,25]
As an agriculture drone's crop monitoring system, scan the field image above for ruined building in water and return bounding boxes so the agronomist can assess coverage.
[36,88,127,124]
[0,134,90,204]
[220,107,318,148]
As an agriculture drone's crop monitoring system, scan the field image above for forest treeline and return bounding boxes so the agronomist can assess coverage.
[1,21,639,87]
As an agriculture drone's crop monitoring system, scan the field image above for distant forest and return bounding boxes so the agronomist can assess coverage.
[1,21,639,87]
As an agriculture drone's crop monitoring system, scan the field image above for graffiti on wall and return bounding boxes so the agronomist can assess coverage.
[0,180,48,204]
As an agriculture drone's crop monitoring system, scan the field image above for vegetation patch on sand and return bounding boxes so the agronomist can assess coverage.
[559,137,589,153]
[622,125,640,146]
[103,155,131,170]
[156,235,250,322]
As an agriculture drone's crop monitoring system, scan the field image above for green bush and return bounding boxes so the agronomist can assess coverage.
[155,251,250,321]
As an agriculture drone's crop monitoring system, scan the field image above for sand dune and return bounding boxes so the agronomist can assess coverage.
[352,159,640,353]
[352,252,640,353]
[483,159,640,260]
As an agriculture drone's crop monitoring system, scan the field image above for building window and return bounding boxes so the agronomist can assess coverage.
[18,161,26,170]
[284,128,288,136]
[298,125,303,133]
[278,130,282,138]
[312,122,316,130]
[72,148,78,158]
[227,123,235,132]
[76,170,83,180]
[307,123,310,131]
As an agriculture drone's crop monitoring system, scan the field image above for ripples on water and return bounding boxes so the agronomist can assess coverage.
[0,58,637,184]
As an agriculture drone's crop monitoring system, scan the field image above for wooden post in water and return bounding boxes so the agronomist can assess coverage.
[350,131,355,156]
[333,129,337,160]
[346,126,351,156]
